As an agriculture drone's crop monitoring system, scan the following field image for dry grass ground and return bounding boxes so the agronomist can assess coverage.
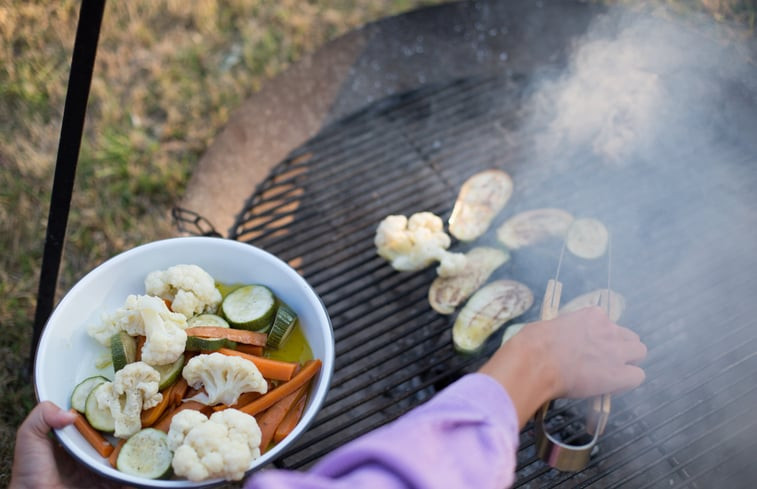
[0,1,439,484]
[0,0,752,486]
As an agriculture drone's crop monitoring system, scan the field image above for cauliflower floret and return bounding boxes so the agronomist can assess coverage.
[89,294,188,366]
[136,295,188,366]
[95,362,162,438]
[168,408,262,482]
[166,409,208,449]
[88,295,142,347]
[182,352,267,406]
[145,264,222,318]
[375,212,466,277]
[437,251,468,277]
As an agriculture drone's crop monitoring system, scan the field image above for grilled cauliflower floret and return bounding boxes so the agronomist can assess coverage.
[168,408,262,482]
[375,212,466,277]
[182,352,268,406]
[95,362,162,438]
[90,294,188,366]
[145,264,222,318]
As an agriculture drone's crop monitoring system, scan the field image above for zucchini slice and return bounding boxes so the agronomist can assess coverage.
[565,217,609,259]
[448,169,513,242]
[187,313,230,328]
[70,375,109,413]
[428,247,509,315]
[221,284,276,331]
[116,428,173,479]
[453,280,534,353]
[496,208,574,249]
[267,302,298,349]
[152,355,185,390]
[84,382,115,433]
[500,323,527,347]
[559,289,625,322]
[185,336,236,352]
[111,331,137,372]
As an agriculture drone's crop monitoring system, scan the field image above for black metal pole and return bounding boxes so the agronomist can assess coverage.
[31,0,106,370]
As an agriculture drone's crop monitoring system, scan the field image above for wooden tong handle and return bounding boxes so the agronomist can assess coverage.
[540,279,562,321]
[534,278,610,471]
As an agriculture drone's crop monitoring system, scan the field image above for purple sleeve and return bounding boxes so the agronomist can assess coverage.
[245,373,520,489]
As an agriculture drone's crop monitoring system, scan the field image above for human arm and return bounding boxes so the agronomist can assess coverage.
[247,306,646,489]
[478,306,647,428]
[247,372,520,489]
[11,308,645,489]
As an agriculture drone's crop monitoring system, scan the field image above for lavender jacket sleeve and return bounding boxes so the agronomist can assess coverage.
[245,373,520,489]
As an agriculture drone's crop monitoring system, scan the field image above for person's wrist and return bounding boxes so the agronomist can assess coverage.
[478,321,563,427]
[516,321,563,400]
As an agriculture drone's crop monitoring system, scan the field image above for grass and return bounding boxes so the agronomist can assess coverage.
[0,0,753,486]
[0,1,440,484]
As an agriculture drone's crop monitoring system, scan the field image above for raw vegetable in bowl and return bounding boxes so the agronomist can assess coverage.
[68,264,322,483]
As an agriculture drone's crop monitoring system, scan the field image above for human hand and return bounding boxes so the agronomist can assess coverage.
[479,306,646,427]
[526,306,646,399]
[9,401,125,489]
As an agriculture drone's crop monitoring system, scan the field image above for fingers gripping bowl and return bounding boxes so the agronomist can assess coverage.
[34,237,335,488]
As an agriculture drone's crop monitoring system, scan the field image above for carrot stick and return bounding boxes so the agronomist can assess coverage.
[141,378,186,427]
[169,378,188,405]
[235,344,264,356]
[255,385,307,452]
[212,390,264,412]
[153,401,207,433]
[141,390,172,427]
[185,327,267,346]
[70,409,114,458]
[216,348,297,381]
[108,439,126,468]
[274,388,308,444]
[238,359,321,417]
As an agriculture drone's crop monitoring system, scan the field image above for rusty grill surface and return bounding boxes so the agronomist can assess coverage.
[228,23,757,489]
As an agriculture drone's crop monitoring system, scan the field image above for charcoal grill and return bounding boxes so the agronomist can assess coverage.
[221,7,757,487]
[36,0,757,487]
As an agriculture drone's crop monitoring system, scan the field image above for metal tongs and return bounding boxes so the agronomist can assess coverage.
[534,236,613,472]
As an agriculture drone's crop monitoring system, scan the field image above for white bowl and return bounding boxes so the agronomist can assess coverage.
[34,236,334,488]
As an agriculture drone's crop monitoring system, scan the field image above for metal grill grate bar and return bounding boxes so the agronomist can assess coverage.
[281,349,484,468]
[237,113,520,256]
[231,70,757,484]
[233,77,514,243]
[513,274,757,476]
[606,385,757,488]
[638,417,757,489]
[542,349,757,488]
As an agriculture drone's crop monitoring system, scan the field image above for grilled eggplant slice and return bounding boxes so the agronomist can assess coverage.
[559,289,625,322]
[566,218,609,259]
[496,208,574,249]
[429,247,509,315]
[448,169,513,242]
[453,280,534,353]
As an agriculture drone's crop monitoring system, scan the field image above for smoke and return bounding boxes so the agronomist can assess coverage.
[508,6,757,484]
[519,6,756,165]
[503,5,757,270]
[530,20,662,163]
